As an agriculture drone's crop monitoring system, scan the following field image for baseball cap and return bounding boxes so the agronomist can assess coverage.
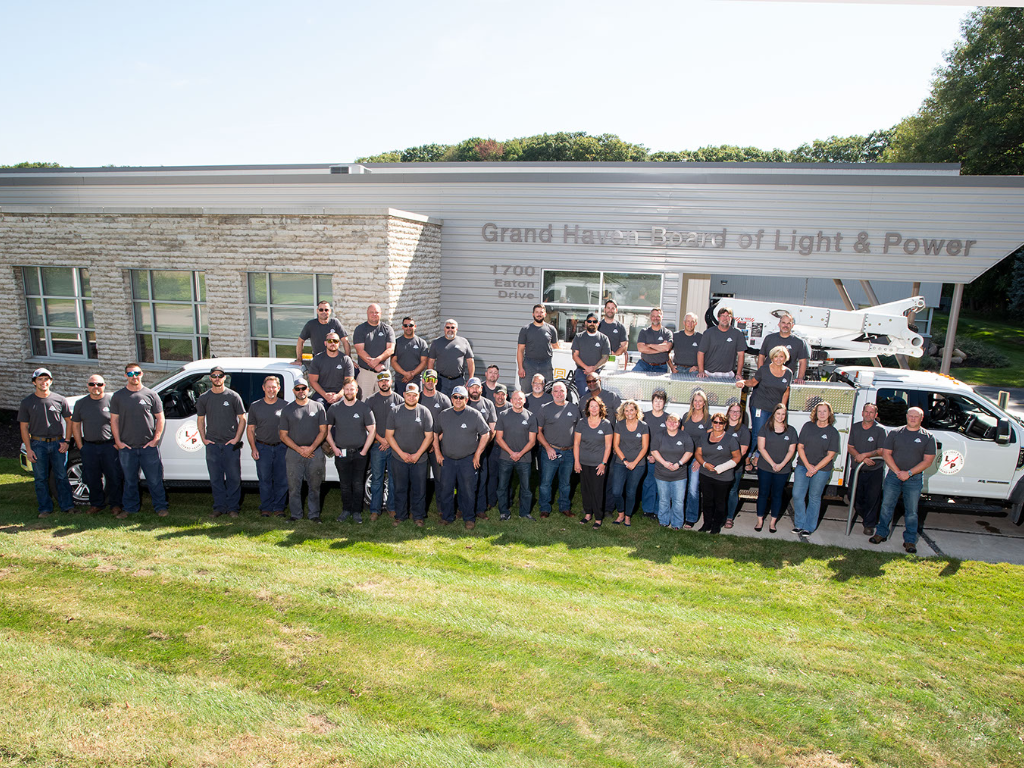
[452,386,469,398]
[405,383,420,393]
[377,370,393,381]
[423,369,438,380]
[466,377,482,387]
[210,365,226,376]
[293,377,309,389]
[495,383,508,393]
[32,367,52,380]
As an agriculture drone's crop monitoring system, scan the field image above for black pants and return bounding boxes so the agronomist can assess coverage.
[335,450,369,515]
[700,474,732,533]
[853,467,884,527]
[580,464,606,520]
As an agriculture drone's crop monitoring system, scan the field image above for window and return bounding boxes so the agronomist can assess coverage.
[542,270,664,348]
[248,272,333,357]
[875,387,1005,441]
[22,267,97,359]
[161,370,283,420]
[132,270,209,365]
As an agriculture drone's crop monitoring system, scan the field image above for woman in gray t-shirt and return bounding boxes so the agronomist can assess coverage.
[573,396,613,528]
[608,400,650,527]
[792,402,840,535]
[756,403,798,532]
[723,402,751,528]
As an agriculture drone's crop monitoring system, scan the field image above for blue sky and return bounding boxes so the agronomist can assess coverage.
[1,0,972,166]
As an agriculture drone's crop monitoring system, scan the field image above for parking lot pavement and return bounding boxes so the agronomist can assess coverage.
[721,502,1024,565]
[975,385,1024,417]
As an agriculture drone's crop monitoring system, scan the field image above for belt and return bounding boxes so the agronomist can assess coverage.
[30,435,64,442]
[440,372,463,380]
[550,445,572,451]
[257,440,281,446]
[84,439,114,445]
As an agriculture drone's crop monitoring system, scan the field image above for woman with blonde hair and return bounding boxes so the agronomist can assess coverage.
[681,389,710,529]
[792,401,839,536]
[608,399,650,526]
[737,345,793,472]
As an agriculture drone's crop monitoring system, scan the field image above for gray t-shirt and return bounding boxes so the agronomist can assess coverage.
[682,415,709,446]
[248,398,286,444]
[884,426,937,471]
[419,390,452,416]
[300,318,348,356]
[698,433,742,482]
[527,392,553,411]
[537,402,579,449]
[326,399,375,451]
[726,423,751,453]
[576,417,612,467]
[427,336,474,378]
[367,391,403,433]
[849,421,887,472]
[571,332,611,368]
[72,395,113,442]
[614,419,650,464]
[467,397,497,427]
[750,364,792,413]
[643,410,670,439]
[393,334,429,374]
[19,392,71,438]
[353,321,396,371]
[698,326,747,374]
[637,326,672,365]
[109,387,163,448]
[496,407,538,455]
[308,352,355,394]
[598,319,627,352]
[279,400,327,447]
[386,404,434,462]
[196,388,246,443]
[653,430,694,481]
[761,332,809,375]
[434,407,490,459]
[517,322,558,360]
[799,422,841,468]
[758,423,798,475]
[672,331,702,368]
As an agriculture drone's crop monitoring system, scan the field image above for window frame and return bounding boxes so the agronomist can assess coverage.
[131,269,210,367]
[21,266,97,360]
[247,272,334,358]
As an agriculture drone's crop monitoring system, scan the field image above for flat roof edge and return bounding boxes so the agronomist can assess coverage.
[0,206,442,224]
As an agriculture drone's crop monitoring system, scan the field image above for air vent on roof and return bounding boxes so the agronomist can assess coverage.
[330,164,369,174]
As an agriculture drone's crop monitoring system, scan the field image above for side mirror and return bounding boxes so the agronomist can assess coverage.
[996,418,1011,445]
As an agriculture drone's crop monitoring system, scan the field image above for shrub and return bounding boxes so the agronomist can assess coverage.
[925,334,1010,369]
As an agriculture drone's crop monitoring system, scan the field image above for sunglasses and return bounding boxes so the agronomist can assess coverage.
[318,308,331,312]
[87,382,104,387]
[403,323,415,328]
[210,374,225,379]
[586,380,598,384]
[586,320,597,324]
[326,339,340,344]
[294,386,308,391]
[445,325,456,329]
[451,395,466,400]
[126,371,142,377]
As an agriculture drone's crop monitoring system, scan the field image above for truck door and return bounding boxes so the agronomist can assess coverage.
[873,386,1018,500]
[157,370,213,480]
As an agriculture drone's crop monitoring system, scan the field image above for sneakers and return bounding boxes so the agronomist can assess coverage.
[37,511,52,519]
[540,512,550,518]
[499,513,511,521]
[520,514,536,521]
[336,511,351,523]
[115,510,130,519]
[228,511,239,518]
[353,512,363,524]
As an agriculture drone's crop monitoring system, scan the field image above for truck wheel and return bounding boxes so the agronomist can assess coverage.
[364,469,390,512]
[1012,498,1023,526]
[47,454,90,506]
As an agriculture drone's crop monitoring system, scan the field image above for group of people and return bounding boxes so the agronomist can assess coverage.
[20,300,935,551]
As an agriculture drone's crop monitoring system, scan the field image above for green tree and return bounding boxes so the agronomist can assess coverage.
[1,161,61,168]
[788,133,893,163]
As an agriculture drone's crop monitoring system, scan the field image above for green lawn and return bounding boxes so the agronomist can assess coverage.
[926,311,1024,387]
[1,457,1022,768]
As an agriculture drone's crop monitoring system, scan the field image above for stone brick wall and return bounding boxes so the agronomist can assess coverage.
[0,209,442,410]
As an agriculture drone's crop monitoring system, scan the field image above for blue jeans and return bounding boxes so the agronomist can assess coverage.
[255,441,289,513]
[80,441,123,510]
[632,359,669,374]
[641,459,659,514]
[608,460,645,517]
[206,442,242,513]
[655,477,687,528]
[439,455,477,522]
[438,376,466,397]
[756,469,791,520]
[684,462,701,524]
[538,449,574,514]
[369,444,395,515]
[792,464,830,532]
[30,439,75,513]
[727,470,744,520]
[875,471,923,545]
[497,456,532,517]
[390,459,428,520]
[522,357,554,388]
[748,406,770,461]
[118,445,168,514]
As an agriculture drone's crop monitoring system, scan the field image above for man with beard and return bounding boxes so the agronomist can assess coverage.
[517,303,558,387]
[366,370,402,521]
[466,377,498,519]
[325,377,376,524]
[279,377,327,522]
[246,375,288,518]
[433,386,491,530]
[385,384,434,527]
[353,303,396,401]
[536,381,579,518]
[427,319,475,396]
[496,389,538,520]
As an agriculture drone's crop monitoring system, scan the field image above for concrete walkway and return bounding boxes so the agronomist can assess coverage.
[719,502,1024,566]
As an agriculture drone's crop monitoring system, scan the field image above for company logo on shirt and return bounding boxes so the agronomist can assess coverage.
[914,437,922,443]
[460,423,467,429]
[353,413,361,419]
[597,429,604,434]
[783,436,791,441]
[676,440,684,446]
[867,437,874,442]
[821,434,828,439]
[726,337,733,342]
[415,417,422,423]
[223,402,231,407]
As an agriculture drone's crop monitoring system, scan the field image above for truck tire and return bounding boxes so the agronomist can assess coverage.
[1011,477,1024,526]
[364,468,389,512]
[48,453,90,506]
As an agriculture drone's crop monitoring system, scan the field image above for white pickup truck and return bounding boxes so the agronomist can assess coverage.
[599,366,1024,524]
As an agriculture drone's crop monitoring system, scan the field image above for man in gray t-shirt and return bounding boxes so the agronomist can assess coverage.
[72,374,124,515]
[758,313,809,382]
[295,300,350,361]
[570,313,611,396]
[392,317,430,391]
[279,378,328,522]
[385,385,434,524]
[427,319,475,396]
[871,407,937,553]
[110,364,167,518]
[19,367,75,516]
[847,403,887,533]
[634,308,673,373]
[698,306,746,378]
[246,376,289,517]
[517,304,559,387]
[196,366,247,517]
[536,382,579,517]
[308,331,355,404]
[433,387,491,528]
[670,313,703,373]
[353,303,397,401]
[495,390,539,520]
